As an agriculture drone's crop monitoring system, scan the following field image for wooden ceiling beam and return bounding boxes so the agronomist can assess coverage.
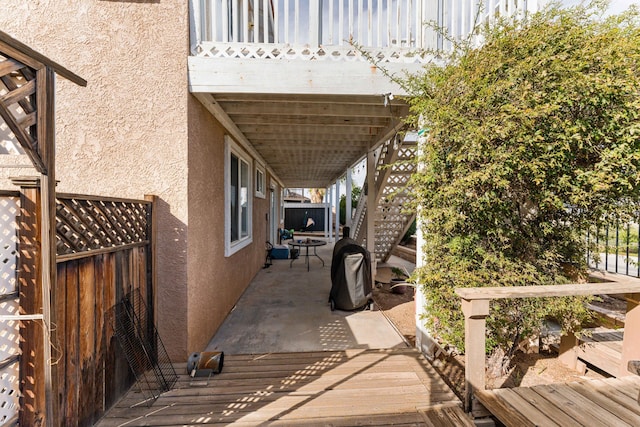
[254,142,367,152]
[218,101,408,118]
[214,93,408,106]
[245,133,374,143]
[238,124,384,135]
[230,114,391,127]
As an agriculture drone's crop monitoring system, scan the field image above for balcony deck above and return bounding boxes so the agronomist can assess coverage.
[187,0,545,188]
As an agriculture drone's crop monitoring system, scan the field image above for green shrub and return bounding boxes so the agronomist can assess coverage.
[405,1,640,357]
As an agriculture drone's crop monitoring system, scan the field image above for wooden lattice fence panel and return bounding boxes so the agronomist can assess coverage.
[56,196,150,258]
[0,53,42,168]
[0,195,20,425]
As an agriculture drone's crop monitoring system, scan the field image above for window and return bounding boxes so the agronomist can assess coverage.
[255,164,266,198]
[225,136,252,256]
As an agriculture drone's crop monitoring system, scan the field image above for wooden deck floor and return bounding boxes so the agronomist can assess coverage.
[476,376,640,427]
[95,348,466,426]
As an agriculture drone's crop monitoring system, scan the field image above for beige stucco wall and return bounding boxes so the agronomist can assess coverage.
[1,0,278,362]
[186,97,271,354]
[0,0,191,358]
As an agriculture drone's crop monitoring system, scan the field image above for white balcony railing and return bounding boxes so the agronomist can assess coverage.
[192,0,545,62]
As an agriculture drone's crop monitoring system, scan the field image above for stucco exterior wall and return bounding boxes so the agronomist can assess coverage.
[0,0,190,358]
[186,97,271,354]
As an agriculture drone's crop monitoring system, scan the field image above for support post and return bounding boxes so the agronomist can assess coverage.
[15,178,46,427]
[461,298,490,416]
[324,203,329,239]
[366,149,376,259]
[335,180,340,241]
[327,186,333,243]
[621,293,640,376]
[346,168,353,229]
[558,332,579,371]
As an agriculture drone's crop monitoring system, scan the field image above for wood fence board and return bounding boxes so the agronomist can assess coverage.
[78,257,96,426]
[64,260,79,426]
[114,250,135,397]
[104,252,117,410]
[94,254,106,421]
[13,187,152,424]
[55,262,67,423]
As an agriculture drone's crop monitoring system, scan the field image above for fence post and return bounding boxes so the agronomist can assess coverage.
[461,298,490,416]
[144,195,157,331]
[621,293,640,375]
[13,177,46,426]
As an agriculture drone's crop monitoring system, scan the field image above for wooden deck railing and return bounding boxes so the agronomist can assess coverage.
[455,271,640,416]
[192,0,545,61]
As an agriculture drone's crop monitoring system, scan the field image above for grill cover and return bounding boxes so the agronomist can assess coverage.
[330,237,372,310]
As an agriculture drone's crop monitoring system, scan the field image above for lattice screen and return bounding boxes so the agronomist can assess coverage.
[0,52,37,164]
[56,197,150,257]
[0,196,20,425]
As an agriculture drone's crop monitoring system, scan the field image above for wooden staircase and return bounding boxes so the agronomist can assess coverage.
[353,134,417,262]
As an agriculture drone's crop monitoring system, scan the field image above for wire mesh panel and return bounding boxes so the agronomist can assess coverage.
[111,289,177,406]
[0,196,19,425]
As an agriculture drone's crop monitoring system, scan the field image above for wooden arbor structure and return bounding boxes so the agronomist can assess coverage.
[0,30,86,426]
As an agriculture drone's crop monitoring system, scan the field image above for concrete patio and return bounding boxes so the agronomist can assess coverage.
[205,239,409,354]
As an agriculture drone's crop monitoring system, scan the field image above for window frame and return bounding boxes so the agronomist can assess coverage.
[255,163,266,198]
[224,135,253,256]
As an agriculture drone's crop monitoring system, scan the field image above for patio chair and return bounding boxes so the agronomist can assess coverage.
[278,228,294,244]
[301,211,315,232]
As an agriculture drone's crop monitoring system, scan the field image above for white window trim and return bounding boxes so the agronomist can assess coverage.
[255,163,266,199]
[224,135,253,257]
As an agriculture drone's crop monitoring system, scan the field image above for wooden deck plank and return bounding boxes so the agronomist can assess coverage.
[529,383,618,427]
[97,411,431,427]
[476,373,640,427]
[474,389,539,427]
[95,349,460,427]
[476,389,558,427]
[153,373,429,397]
[105,384,431,418]
[420,404,475,427]
[98,399,443,426]
[511,387,581,427]
[566,381,640,425]
[569,378,640,416]
[612,377,640,401]
[576,343,621,377]
[576,328,624,376]
[540,383,634,426]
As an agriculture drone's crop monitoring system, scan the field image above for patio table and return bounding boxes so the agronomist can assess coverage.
[288,239,327,271]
